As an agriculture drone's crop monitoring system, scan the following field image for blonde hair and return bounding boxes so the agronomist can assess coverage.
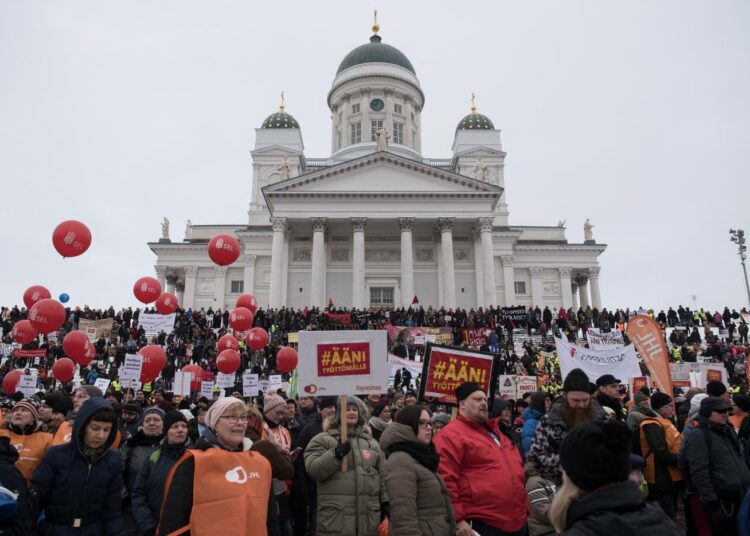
[549,471,585,533]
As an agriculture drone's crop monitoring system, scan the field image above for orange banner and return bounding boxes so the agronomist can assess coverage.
[626,315,673,395]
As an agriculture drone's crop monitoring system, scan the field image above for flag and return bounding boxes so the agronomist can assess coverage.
[626,315,674,395]
[412,295,419,304]
[327,296,334,309]
[554,336,641,384]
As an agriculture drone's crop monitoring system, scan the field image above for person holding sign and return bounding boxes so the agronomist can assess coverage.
[433,383,528,536]
[304,396,387,536]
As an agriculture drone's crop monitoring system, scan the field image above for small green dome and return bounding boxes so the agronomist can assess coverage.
[456,112,495,131]
[261,110,299,129]
[337,35,416,75]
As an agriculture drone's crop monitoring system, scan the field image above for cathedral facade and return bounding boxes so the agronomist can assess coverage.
[149,22,605,312]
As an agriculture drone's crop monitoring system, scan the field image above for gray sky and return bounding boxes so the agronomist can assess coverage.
[1,1,748,312]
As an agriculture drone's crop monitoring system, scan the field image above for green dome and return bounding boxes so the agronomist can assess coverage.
[456,112,495,131]
[337,35,415,75]
[261,111,299,129]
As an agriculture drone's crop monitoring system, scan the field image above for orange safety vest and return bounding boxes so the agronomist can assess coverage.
[159,448,272,536]
[639,416,683,484]
[52,421,121,449]
[0,429,53,482]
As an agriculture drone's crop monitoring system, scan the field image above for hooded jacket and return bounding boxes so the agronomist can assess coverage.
[31,397,124,536]
[120,429,164,496]
[521,406,543,457]
[379,422,455,536]
[0,436,34,535]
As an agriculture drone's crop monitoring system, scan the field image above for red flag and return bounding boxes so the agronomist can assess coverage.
[327,296,334,308]
[412,295,419,304]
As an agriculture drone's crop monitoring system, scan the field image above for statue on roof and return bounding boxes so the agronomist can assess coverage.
[473,157,491,182]
[557,219,566,228]
[376,127,390,152]
[185,219,192,240]
[584,218,595,241]
[277,157,291,181]
[161,217,170,240]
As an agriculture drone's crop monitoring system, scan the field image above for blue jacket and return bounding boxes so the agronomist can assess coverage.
[32,397,124,536]
[521,406,543,457]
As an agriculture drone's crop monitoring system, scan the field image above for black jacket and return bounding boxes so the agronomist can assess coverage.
[0,437,34,535]
[563,480,682,535]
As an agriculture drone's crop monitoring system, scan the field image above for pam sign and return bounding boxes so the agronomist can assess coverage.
[298,331,388,396]
[419,344,495,405]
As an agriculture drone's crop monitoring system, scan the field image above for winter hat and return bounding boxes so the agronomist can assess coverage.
[688,393,709,421]
[164,409,188,432]
[560,420,631,492]
[79,385,103,398]
[563,369,590,393]
[372,404,386,418]
[318,396,338,411]
[699,396,732,418]
[121,402,141,414]
[395,404,425,436]
[44,390,73,416]
[205,397,245,430]
[529,391,550,414]
[333,396,367,428]
[650,392,672,411]
[140,407,165,424]
[491,398,511,419]
[431,412,451,428]
[455,382,484,402]
[634,392,650,405]
[733,394,750,413]
[263,394,286,416]
[706,381,727,398]
[13,399,39,422]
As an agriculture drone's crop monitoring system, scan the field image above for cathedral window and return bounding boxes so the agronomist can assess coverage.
[371,120,383,141]
[370,287,394,306]
[393,122,404,145]
[351,122,362,144]
[230,281,244,294]
[352,103,360,114]
[394,103,402,114]
[514,281,527,295]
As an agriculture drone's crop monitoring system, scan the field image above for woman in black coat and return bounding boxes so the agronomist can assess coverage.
[31,397,123,536]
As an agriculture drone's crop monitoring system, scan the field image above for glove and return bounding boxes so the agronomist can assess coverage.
[380,502,390,521]
[334,440,351,460]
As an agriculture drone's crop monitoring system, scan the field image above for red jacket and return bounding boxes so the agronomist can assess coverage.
[433,415,529,532]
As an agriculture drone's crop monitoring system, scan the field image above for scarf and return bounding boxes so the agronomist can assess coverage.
[387,441,440,472]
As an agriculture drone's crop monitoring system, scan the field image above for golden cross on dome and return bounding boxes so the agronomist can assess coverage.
[279,91,285,112]
[470,93,477,114]
[372,9,380,34]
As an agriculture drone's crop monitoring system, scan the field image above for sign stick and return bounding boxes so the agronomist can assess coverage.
[339,395,348,472]
[451,407,458,420]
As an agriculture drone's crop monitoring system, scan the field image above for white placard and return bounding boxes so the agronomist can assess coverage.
[18,373,38,398]
[587,328,625,350]
[259,380,270,393]
[119,354,144,383]
[172,371,191,397]
[297,331,389,397]
[554,337,642,385]
[516,376,538,398]
[497,375,516,398]
[200,381,214,399]
[93,378,111,393]
[139,313,177,338]
[243,372,259,397]
[269,374,283,391]
[216,372,235,389]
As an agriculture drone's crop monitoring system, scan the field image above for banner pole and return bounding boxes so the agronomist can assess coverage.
[339,395,348,472]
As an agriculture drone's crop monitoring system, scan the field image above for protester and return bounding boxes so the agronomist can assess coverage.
[548,419,681,535]
[380,404,455,535]
[32,397,124,534]
[434,382,528,536]
[304,396,387,536]
[121,407,165,497]
[0,399,53,482]
[39,390,73,437]
[131,410,190,536]
[594,374,624,421]
[368,404,390,441]
[520,391,551,457]
[263,393,294,536]
[158,396,276,535]
[53,385,104,446]
[524,461,556,536]
[0,436,34,534]
[626,390,653,432]
[119,402,141,441]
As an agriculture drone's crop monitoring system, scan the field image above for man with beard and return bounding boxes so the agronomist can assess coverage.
[527,368,605,483]
[595,374,624,421]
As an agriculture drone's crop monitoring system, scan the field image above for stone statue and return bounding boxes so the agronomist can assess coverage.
[185,219,192,240]
[473,157,491,182]
[557,219,566,228]
[161,217,170,239]
[277,157,290,181]
[584,218,594,241]
[376,128,390,151]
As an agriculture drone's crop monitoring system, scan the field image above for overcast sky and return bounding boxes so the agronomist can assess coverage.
[1,1,748,312]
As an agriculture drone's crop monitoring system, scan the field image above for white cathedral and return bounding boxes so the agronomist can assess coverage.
[149,19,606,313]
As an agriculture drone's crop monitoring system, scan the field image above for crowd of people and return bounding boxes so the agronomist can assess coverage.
[0,302,748,535]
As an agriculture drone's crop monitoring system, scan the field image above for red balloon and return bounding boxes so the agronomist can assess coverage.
[77,341,96,367]
[133,277,162,304]
[208,234,241,266]
[216,349,240,374]
[201,369,214,382]
[246,327,269,351]
[2,370,22,394]
[155,292,179,314]
[276,346,298,373]
[181,364,204,392]
[218,334,239,353]
[52,358,76,383]
[236,294,258,314]
[12,320,37,345]
[62,331,89,363]
[139,345,167,383]
[229,307,254,332]
[23,285,51,309]
[52,220,92,258]
[28,299,66,334]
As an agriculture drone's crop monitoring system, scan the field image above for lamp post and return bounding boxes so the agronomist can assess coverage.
[729,229,750,309]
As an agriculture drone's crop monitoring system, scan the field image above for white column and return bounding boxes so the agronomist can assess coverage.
[360,89,370,142]
[213,266,227,308]
[310,218,327,309]
[399,217,415,307]
[342,95,351,145]
[501,256,515,307]
[404,96,413,149]
[183,266,198,310]
[243,254,256,296]
[438,218,456,309]
[572,283,580,310]
[577,276,590,308]
[479,218,497,307]
[589,267,602,309]
[351,218,367,309]
[385,89,394,134]
[473,228,484,306]
[530,267,544,308]
[154,265,167,292]
[559,267,574,310]
[269,217,286,309]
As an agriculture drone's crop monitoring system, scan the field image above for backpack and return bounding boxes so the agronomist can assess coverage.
[0,485,18,523]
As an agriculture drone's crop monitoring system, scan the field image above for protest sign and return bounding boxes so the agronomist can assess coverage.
[587,328,625,350]
[287,332,299,344]
[259,379,270,393]
[298,331,388,396]
[629,376,651,397]
[497,375,516,398]
[243,372,259,397]
[172,372,191,397]
[139,313,176,338]
[119,354,143,384]
[18,373,38,398]
[93,378,111,393]
[0,343,18,358]
[12,349,46,358]
[516,376,537,398]
[216,372,235,389]
[200,381,214,399]
[500,306,527,322]
[385,326,453,346]
[419,344,495,405]
[462,328,490,347]
[554,336,641,385]
[388,353,424,384]
[269,374,283,391]
[627,315,673,395]
[78,319,114,342]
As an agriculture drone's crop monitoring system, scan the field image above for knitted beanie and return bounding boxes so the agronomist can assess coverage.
[705,381,727,397]
[205,397,245,430]
[140,407,165,425]
[688,393,709,421]
[13,399,39,422]
[163,409,188,432]
[563,369,590,393]
[79,385,104,398]
[650,392,672,411]
[263,394,287,415]
[560,420,631,492]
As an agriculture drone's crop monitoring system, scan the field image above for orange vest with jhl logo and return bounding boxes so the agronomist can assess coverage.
[160,448,272,536]
[640,416,683,484]
[52,421,121,449]
[0,429,52,482]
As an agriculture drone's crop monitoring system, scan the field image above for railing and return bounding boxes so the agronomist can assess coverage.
[423,158,453,169]
[305,158,330,168]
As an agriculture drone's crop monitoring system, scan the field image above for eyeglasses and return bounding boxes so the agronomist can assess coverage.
[73,393,90,400]
[220,415,249,423]
[418,420,433,429]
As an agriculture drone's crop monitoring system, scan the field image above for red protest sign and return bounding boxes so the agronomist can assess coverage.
[317,342,371,377]
[419,344,495,405]
[13,349,47,358]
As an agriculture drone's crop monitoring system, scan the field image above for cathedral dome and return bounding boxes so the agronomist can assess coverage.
[336,34,415,75]
[261,92,299,129]
[456,94,495,130]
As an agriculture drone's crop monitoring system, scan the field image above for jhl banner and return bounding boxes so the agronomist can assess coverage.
[626,315,673,396]
[554,336,641,385]
[298,331,388,397]
[419,344,495,405]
